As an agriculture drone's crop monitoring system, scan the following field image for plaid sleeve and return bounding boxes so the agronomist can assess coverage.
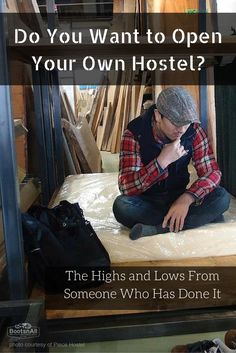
[187,125,222,200]
[118,129,168,195]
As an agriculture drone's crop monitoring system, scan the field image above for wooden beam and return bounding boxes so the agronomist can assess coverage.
[136,71,147,117]
[96,103,112,150]
[5,0,18,12]
[89,86,106,136]
[61,90,77,125]
[62,119,91,173]
[62,118,102,173]
[207,68,217,158]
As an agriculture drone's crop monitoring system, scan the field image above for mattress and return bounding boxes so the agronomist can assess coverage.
[52,173,236,263]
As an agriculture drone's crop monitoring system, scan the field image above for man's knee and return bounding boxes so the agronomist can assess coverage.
[211,187,230,213]
[113,195,132,227]
[113,195,125,217]
[206,186,230,215]
[113,194,142,213]
[113,194,145,228]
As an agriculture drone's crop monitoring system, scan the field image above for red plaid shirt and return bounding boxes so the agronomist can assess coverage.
[119,123,221,200]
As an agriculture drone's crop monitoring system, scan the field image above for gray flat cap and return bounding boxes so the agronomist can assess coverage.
[156,87,200,127]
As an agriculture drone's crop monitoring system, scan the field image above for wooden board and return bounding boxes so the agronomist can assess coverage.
[146,0,161,12]
[61,90,77,125]
[207,68,217,157]
[5,0,18,12]
[90,86,107,137]
[62,131,78,175]
[31,254,236,320]
[111,85,126,153]
[113,0,123,13]
[96,103,112,150]
[74,86,97,121]
[62,118,102,173]
[92,87,107,137]
[102,82,121,150]
[11,85,28,180]
[122,84,132,132]
[161,0,199,13]
[136,71,147,117]
[114,85,129,152]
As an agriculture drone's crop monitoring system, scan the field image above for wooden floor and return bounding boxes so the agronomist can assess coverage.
[31,255,236,320]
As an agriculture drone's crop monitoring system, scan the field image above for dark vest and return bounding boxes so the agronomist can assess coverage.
[127,105,196,196]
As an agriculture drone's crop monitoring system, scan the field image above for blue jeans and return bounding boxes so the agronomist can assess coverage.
[113,187,230,232]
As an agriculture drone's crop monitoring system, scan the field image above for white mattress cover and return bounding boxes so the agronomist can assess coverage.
[52,173,236,263]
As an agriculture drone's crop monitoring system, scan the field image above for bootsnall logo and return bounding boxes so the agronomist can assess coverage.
[7,323,40,339]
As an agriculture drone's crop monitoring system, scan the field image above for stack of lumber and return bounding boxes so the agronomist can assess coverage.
[76,0,149,153]
[61,89,102,174]
[84,0,216,155]
[76,71,152,154]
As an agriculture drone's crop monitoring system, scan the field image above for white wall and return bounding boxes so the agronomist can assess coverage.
[217,0,236,12]
[216,0,236,35]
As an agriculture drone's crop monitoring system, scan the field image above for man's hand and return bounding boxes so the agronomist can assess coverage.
[157,139,188,170]
[162,193,195,233]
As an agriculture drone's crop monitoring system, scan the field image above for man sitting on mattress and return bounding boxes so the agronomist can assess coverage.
[113,86,230,240]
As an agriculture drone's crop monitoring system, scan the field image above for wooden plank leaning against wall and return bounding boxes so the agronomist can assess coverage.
[89,0,217,156]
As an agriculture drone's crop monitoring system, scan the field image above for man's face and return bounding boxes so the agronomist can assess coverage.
[155,111,190,141]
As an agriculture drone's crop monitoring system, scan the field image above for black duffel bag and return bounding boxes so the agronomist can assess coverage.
[22,200,110,293]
